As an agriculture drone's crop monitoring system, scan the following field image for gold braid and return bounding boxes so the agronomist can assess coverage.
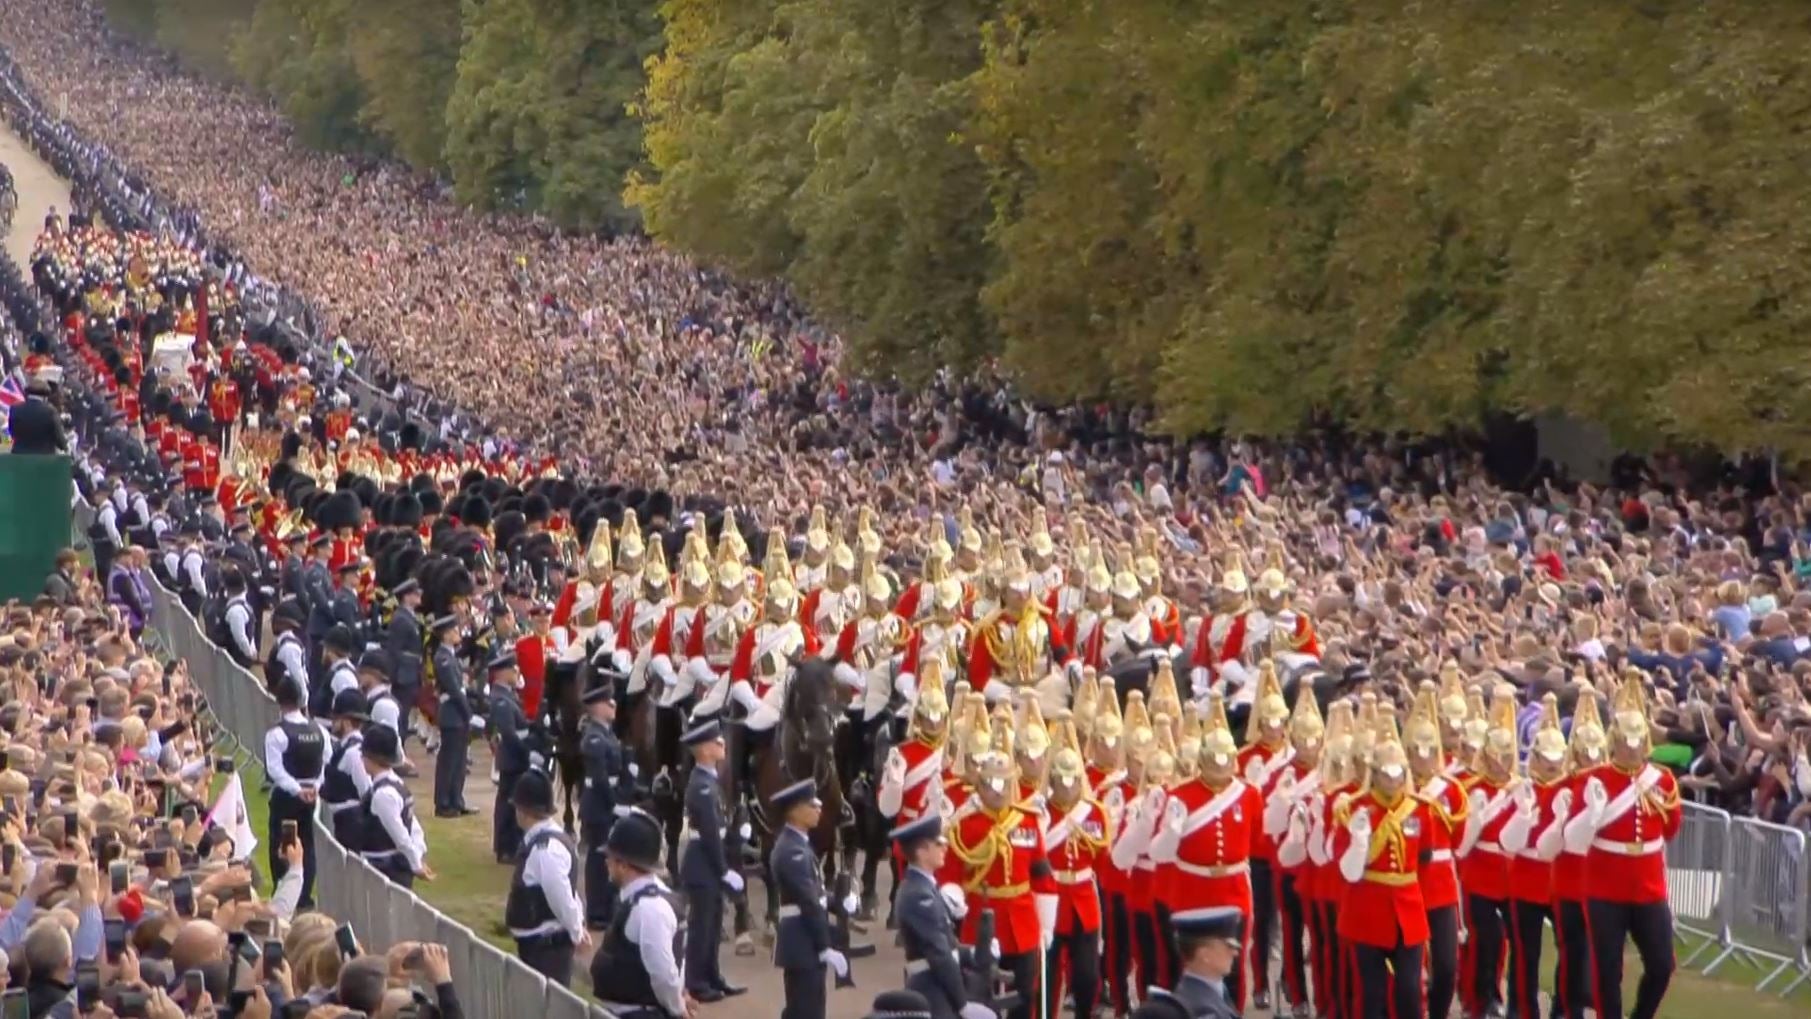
[1364,793,1420,866]
[948,805,1023,893]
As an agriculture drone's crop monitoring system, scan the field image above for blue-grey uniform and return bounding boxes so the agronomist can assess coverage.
[579,686,628,928]
[487,652,531,860]
[432,616,473,815]
[384,583,423,735]
[890,816,965,1019]
[1167,907,1244,1019]
[301,542,334,655]
[770,779,835,1019]
[678,721,734,997]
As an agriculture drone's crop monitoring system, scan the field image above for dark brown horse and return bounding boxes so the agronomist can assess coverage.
[749,658,844,939]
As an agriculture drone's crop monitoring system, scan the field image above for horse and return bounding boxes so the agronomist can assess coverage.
[543,654,588,832]
[749,658,845,939]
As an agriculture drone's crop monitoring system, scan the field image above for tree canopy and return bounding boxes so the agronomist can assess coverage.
[92,0,1811,455]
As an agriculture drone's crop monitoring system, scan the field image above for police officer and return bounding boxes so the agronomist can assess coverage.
[889,816,969,1019]
[579,682,627,929]
[679,721,744,1002]
[266,601,309,698]
[89,481,121,580]
[385,577,424,742]
[488,651,531,861]
[1168,907,1244,1019]
[432,613,476,818]
[770,778,844,1019]
[262,678,329,908]
[590,809,688,1019]
[358,724,432,888]
[321,688,372,848]
[359,650,401,736]
[279,531,307,606]
[318,624,360,716]
[507,769,589,985]
[221,569,259,668]
[178,526,209,618]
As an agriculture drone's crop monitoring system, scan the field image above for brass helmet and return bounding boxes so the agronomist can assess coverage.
[959,693,992,776]
[933,578,964,614]
[1086,557,1113,599]
[718,512,747,564]
[1367,710,1413,794]
[1219,550,1250,598]
[1145,715,1179,790]
[1254,545,1290,601]
[976,746,1018,797]
[1028,506,1056,560]
[1090,679,1125,769]
[1018,696,1052,763]
[585,519,613,584]
[1047,709,1087,801]
[856,507,883,560]
[642,532,671,590]
[948,682,976,769]
[830,533,857,575]
[1148,658,1183,730]
[989,702,1018,761]
[1248,660,1290,744]
[1438,661,1469,733]
[1405,681,1442,758]
[1530,692,1567,765]
[1484,683,1520,772]
[1124,691,1155,767]
[1569,682,1608,766]
[1322,699,1357,786]
[957,506,983,557]
[617,510,645,567]
[1352,692,1380,765]
[907,658,950,745]
[862,560,892,608]
[1461,685,1490,756]
[1072,668,1101,742]
[763,529,797,611]
[1178,702,1204,770]
[1134,527,1162,589]
[1612,667,1652,755]
[1289,678,1326,749]
[805,505,830,554]
[1199,692,1238,767]
[680,531,713,601]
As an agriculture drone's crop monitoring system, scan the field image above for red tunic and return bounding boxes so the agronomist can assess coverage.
[887,739,945,824]
[1579,763,1682,905]
[1045,798,1107,935]
[515,634,550,719]
[945,802,1058,955]
[1509,779,1565,904]
[1159,778,1261,918]
[728,622,819,697]
[1551,772,1590,904]
[1458,776,1515,901]
[1091,769,1132,898]
[1416,772,1468,911]
[1332,791,1433,948]
[1236,742,1292,862]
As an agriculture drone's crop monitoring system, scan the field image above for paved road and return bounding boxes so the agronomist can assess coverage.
[0,120,70,264]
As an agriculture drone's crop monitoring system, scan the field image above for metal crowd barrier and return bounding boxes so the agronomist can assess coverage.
[1667,800,1811,994]
[139,581,623,1019]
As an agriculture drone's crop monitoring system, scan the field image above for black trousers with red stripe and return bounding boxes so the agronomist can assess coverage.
[1278,872,1311,1009]
[1355,935,1425,1019]
[1103,891,1133,1014]
[1553,899,1591,1019]
[1510,899,1565,1019]
[1250,858,1278,997]
[1425,904,1459,1019]
[1044,924,1100,1019]
[1466,893,1510,1015]
[1586,898,1675,1019]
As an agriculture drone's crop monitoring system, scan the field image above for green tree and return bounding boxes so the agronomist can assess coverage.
[446,0,663,230]
[231,0,372,152]
[341,0,464,170]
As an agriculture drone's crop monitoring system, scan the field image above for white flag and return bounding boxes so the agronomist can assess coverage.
[206,772,259,862]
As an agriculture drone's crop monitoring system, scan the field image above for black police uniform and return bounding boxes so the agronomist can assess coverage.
[590,812,685,1018]
[359,770,420,888]
[507,818,582,985]
[385,594,423,736]
[580,706,627,929]
[322,726,366,848]
[265,710,328,907]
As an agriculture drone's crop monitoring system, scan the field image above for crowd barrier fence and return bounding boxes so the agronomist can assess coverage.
[140,580,623,1019]
[1669,801,1810,993]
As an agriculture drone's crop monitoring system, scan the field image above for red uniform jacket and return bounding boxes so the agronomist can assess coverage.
[728,622,819,694]
[889,739,944,825]
[1416,772,1469,911]
[1147,597,1182,647]
[1332,791,1433,948]
[946,803,1057,955]
[1044,797,1107,935]
[1236,742,1292,862]
[1188,612,1247,681]
[515,634,550,719]
[1090,768,1132,897]
[1509,779,1566,903]
[1159,778,1261,917]
[1552,771,1590,903]
[1309,782,1357,903]
[1580,763,1682,905]
[1458,776,1516,901]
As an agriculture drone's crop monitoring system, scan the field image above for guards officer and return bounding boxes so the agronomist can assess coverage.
[321,688,372,848]
[590,809,688,1019]
[262,678,328,908]
[432,613,476,817]
[889,815,969,1019]
[507,769,589,985]
[678,720,744,1002]
[1167,906,1244,1019]
[489,651,531,860]
[580,682,626,929]
[358,724,432,888]
[770,778,845,1019]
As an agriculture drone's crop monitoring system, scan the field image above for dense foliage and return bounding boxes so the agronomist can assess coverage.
[92,0,1811,454]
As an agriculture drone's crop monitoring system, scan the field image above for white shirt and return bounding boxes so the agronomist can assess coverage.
[331,733,372,806]
[367,769,427,872]
[264,711,330,796]
[605,873,684,1018]
[513,819,585,942]
[275,636,308,690]
[182,548,208,596]
[329,661,359,698]
[226,600,257,659]
[365,684,401,733]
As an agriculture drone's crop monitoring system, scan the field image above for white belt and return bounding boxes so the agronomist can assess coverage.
[1427,849,1454,863]
[326,801,360,815]
[612,805,634,817]
[905,959,930,976]
[1175,860,1250,879]
[1472,842,1507,857]
[1054,868,1095,885]
[1593,837,1664,857]
[778,904,802,918]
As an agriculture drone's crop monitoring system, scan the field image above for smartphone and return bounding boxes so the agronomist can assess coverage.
[1,989,24,1019]
[181,970,205,1002]
[104,918,127,963]
[180,804,198,826]
[61,812,78,848]
[263,938,285,979]
[110,860,129,894]
[279,1001,311,1019]
[55,862,79,885]
[172,874,194,917]
[334,923,359,960]
[228,991,251,1016]
[280,819,298,846]
[75,962,100,1013]
[115,988,147,1019]
[215,758,236,775]
[1,844,13,874]
[143,848,170,872]
[245,917,273,941]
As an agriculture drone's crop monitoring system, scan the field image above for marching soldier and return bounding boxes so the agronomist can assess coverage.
[1561,670,1682,1019]
[432,613,477,818]
[1552,688,1609,1019]
[1151,694,1259,1010]
[1504,694,1571,1019]
[1404,682,1467,1019]
[679,721,745,1002]
[1458,685,1522,1019]
[488,651,532,861]
[1185,553,1254,702]
[1263,678,1326,1019]
[966,547,1065,704]
[1332,711,1431,1019]
[770,779,846,1019]
[590,808,689,1018]
[890,815,973,1019]
[580,682,628,929]
[1042,716,1107,1019]
[507,769,588,985]
[1167,906,1246,1019]
[878,660,951,921]
[1234,663,1294,1012]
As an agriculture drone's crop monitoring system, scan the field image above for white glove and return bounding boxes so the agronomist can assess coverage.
[1347,808,1373,843]
[991,938,1002,960]
[723,869,745,894]
[1552,788,1573,817]
[959,1003,999,1019]
[529,752,546,770]
[1338,822,1371,883]
[939,883,969,920]
[739,822,752,841]
[472,716,487,732]
[820,948,849,979]
[1513,781,1536,812]
[1243,756,1265,787]
[1263,789,1292,838]
[841,892,860,916]
[1585,777,1608,814]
